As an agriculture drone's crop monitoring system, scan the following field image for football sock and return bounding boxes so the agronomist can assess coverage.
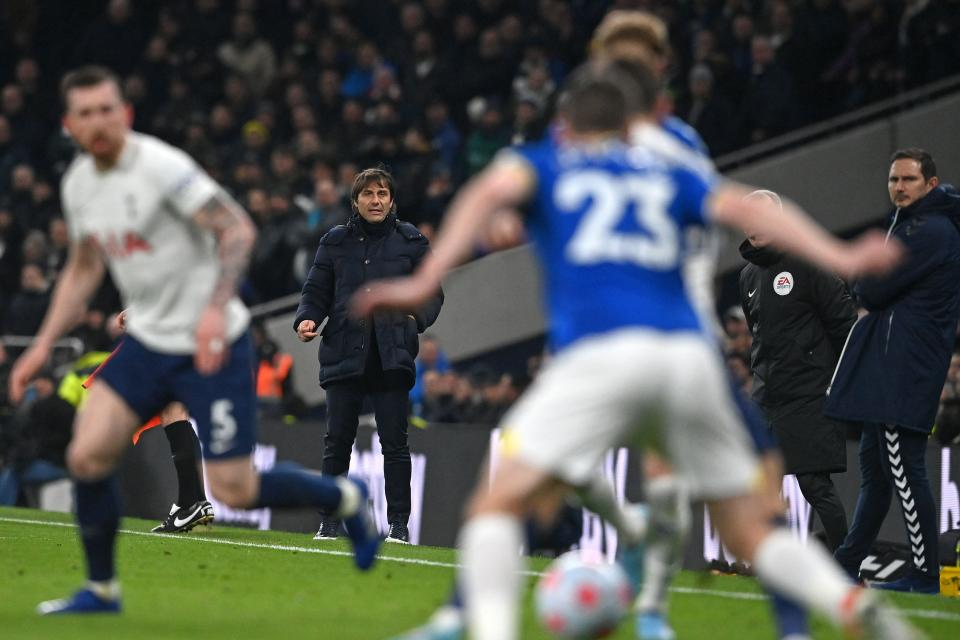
[87,579,121,601]
[459,514,524,640]
[765,517,809,639]
[447,582,464,609]
[163,420,206,506]
[637,475,689,614]
[253,468,344,512]
[75,476,121,583]
[753,529,853,625]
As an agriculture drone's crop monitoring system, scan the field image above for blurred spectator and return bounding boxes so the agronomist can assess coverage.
[248,187,302,301]
[3,263,50,340]
[723,306,752,356]
[0,84,43,159]
[510,98,547,146]
[457,28,515,104]
[0,206,24,295]
[21,230,49,269]
[512,63,555,113]
[424,99,461,173]
[741,34,799,144]
[0,115,27,192]
[307,177,351,236]
[402,30,450,105]
[0,369,71,506]
[74,0,144,76]
[0,0,958,316]
[217,13,277,96]
[411,334,450,416]
[73,309,112,354]
[421,369,460,423]
[464,97,510,176]
[253,324,301,418]
[45,217,69,280]
[10,163,38,231]
[726,350,752,395]
[341,41,385,99]
[677,64,737,156]
[420,164,455,237]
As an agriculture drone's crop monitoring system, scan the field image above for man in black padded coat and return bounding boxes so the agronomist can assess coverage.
[294,166,443,544]
[739,189,856,552]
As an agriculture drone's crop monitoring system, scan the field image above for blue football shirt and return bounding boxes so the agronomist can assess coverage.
[503,137,714,351]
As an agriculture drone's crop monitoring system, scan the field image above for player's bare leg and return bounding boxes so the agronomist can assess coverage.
[708,493,920,640]
[458,456,570,640]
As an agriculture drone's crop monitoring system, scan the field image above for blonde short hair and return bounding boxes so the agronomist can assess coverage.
[591,10,669,63]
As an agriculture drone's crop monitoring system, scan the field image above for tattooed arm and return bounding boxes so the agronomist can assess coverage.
[192,191,258,308]
[191,191,257,374]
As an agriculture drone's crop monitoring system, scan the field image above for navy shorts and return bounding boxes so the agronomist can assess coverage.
[96,332,257,460]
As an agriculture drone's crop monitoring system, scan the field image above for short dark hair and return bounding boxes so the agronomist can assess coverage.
[891,148,937,182]
[60,65,123,109]
[559,63,653,133]
[606,58,659,115]
[351,165,396,206]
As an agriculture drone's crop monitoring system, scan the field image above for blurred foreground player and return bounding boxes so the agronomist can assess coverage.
[83,310,214,533]
[8,66,381,615]
[355,64,916,640]
[591,12,809,640]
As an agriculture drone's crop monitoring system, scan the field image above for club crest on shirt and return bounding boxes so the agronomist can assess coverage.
[773,271,794,296]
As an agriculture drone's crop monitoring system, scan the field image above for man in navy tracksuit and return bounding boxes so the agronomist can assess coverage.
[825,148,960,592]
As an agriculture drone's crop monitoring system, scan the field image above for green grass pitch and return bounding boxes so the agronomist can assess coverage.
[1,506,958,639]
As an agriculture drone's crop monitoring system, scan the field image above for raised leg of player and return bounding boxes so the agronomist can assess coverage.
[708,494,915,639]
[575,473,647,546]
[203,456,380,570]
[458,457,568,640]
[38,381,141,614]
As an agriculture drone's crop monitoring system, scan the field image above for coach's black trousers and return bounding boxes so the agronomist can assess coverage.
[321,345,411,523]
[795,471,848,552]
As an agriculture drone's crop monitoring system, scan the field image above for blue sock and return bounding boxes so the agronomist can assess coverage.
[770,591,808,639]
[767,517,808,639]
[75,476,121,583]
[447,582,463,610]
[254,468,342,510]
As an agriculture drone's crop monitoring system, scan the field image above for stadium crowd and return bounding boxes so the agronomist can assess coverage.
[1,0,960,440]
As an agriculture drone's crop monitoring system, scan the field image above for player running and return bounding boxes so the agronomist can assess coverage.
[354,64,916,640]
[8,65,381,615]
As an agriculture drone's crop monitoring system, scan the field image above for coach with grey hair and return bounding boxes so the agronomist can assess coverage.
[739,189,856,552]
[826,149,960,592]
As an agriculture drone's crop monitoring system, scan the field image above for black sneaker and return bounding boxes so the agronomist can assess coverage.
[313,517,341,540]
[151,501,214,533]
[385,520,410,544]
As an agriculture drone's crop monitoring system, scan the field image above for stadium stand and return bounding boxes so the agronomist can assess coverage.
[0,0,959,423]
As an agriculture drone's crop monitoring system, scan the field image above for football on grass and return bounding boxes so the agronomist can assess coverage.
[535,551,633,639]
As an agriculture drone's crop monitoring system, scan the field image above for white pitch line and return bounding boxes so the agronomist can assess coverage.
[2,516,959,622]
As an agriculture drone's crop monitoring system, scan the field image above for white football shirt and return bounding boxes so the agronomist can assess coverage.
[61,132,250,354]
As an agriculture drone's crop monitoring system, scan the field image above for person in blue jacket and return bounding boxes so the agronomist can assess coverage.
[825,148,960,593]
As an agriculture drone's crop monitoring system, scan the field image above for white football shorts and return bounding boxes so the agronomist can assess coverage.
[498,329,761,499]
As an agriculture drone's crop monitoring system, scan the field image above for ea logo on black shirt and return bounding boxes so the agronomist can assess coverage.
[773,271,794,296]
